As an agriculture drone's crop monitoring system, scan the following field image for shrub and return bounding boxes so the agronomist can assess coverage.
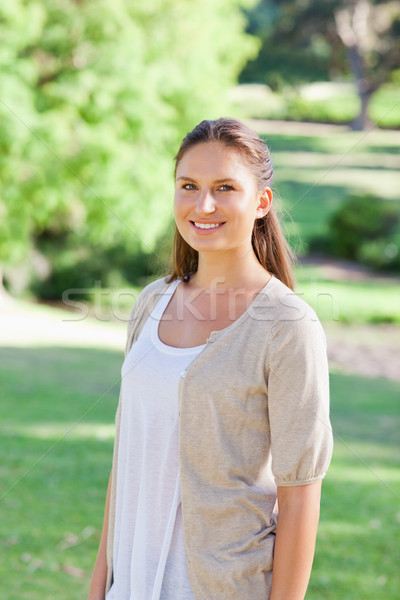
[310,194,400,272]
[30,240,160,300]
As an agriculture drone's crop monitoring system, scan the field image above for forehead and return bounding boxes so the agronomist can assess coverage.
[176,142,252,179]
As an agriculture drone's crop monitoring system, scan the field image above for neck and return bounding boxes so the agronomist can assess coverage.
[191,248,270,290]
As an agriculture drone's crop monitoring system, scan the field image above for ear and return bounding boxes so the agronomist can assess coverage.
[255,187,272,219]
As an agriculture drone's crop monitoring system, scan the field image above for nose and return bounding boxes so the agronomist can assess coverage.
[195,189,216,215]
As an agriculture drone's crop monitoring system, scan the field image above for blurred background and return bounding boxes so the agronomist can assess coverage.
[0,1,399,598]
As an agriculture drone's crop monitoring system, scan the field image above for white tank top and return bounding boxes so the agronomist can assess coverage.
[106,279,205,600]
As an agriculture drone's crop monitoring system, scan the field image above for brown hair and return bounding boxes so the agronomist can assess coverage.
[167,118,295,290]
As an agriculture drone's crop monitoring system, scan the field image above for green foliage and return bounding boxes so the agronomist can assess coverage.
[284,83,360,124]
[0,0,258,293]
[240,0,400,128]
[330,195,399,257]
[242,0,400,89]
[229,84,288,120]
[241,0,346,88]
[231,82,400,128]
[30,239,155,300]
[310,194,400,272]
[369,84,400,128]
[28,217,174,300]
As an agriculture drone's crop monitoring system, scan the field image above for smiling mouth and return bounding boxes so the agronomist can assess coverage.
[191,221,225,230]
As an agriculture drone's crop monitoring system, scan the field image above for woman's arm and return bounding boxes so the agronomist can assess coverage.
[87,473,112,600]
[270,480,322,600]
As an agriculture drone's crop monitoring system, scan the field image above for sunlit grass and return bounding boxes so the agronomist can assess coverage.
[0,344,399,599]
[1,423,116,441]
[261,127,400,251]
[0,346,120,600]
[295,264,400,324]
[309,372,400,600]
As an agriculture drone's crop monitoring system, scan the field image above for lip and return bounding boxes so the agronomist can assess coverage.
[189,220,226,234]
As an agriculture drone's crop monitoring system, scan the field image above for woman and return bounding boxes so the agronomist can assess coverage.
[88,118,333,600]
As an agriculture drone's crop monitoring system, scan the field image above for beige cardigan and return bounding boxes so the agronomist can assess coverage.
[106,275,333,599]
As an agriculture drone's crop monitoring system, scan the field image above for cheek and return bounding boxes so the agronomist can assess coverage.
[173,193,190,230]
[174,190,196,216]
[231,195,258,219]
[173,192,183,217]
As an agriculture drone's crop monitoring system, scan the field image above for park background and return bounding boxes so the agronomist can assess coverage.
[0,1,399,598]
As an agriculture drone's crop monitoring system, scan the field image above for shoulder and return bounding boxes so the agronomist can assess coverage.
[250,276,318,323]
[134,275,171,307]
[123,276,173,354]
[127,275,173,323]
[256,276,326,348]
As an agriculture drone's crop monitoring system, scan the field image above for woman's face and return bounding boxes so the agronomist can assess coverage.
[174,142,271,256]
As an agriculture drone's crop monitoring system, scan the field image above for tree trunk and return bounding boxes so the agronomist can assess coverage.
[335,1,373,130]
[352,86,373,130]
[346,44,372,130]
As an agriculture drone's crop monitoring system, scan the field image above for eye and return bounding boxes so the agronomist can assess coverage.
[218,184,234,191]
[182,183,197,190]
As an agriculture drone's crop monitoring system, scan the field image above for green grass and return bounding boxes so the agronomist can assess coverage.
[0,346,121,600]
[259,127,400,254]
[295,264,400,324]
[310,373,400,600]
[1,343,399,599]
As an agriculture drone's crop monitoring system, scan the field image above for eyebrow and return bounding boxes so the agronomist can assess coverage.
[176,176,241,184]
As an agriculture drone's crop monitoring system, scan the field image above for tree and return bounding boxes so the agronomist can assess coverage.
[0,0,258,295]
[241,0,400,129]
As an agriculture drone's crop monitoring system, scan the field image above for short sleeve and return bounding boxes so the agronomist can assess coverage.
[267,302,333,486]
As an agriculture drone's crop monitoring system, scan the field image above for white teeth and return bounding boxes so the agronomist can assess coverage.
[193,222,222,229]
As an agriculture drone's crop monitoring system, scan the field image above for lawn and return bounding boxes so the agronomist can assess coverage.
[311,372,400,600]
[295,263,400,324]
[1,339,399,599]
[0,345,120,600]
[257,126,400,255]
